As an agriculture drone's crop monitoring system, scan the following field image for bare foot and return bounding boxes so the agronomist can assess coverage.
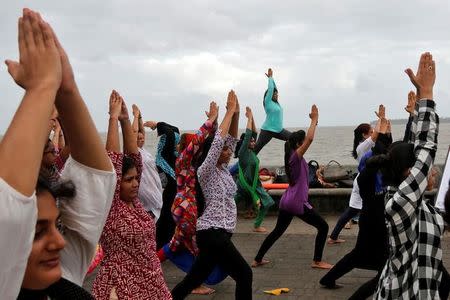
[327,238,345,244]
[311,261,333,269]
[251,259,270,268]
[253,226,267,233]
[344,221,352,229]
[191,285,215,295]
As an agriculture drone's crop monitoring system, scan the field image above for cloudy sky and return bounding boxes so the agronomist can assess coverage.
[1,0,450,133]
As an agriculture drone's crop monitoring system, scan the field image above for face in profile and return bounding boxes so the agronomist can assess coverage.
[218,145,233,165]
[137,132,145,148]
[248,137,256,150]
[362,127,374,140]
[22,190,66,290]
[120,167,139,202]
[42,140,57,167]
[272,90,278,101]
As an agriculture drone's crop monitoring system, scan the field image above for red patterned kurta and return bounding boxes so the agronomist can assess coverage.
[169,120,214,255]
[92,151,172,300]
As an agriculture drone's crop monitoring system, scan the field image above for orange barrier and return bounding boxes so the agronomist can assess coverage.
[262,183,289,190]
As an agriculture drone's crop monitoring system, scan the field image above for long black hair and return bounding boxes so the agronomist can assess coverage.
[365,141,415,187]
[263,88,278,108]
[234,133,246,158]
[284,130,306,186]
[352,123,371,159]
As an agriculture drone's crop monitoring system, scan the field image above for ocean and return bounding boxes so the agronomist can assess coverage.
[132,123,450,167]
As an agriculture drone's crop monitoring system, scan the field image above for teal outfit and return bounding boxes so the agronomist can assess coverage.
[261,77,283,133]
[235,129,275,227]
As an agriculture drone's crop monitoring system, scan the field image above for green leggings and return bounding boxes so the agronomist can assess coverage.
[254,204,272,228]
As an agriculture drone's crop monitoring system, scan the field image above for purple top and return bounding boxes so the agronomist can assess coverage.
[279,151,312,215]
[197,130,238,232]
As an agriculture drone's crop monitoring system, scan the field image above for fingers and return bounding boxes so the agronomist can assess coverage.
[22,9,35,51]
[5,60,20,79]
[40,20,56,49]
[404,68,417,84]
[18,17,26,58]
[29,10,44,50]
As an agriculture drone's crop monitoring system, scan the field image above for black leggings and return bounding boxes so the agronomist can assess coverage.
[254,207,329,262]
[171,228,253,300]
[156,177,177,249]
[254,129,292,155]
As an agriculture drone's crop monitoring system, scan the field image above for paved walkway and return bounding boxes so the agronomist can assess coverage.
[84,214,450,299]
[162,214,450,299]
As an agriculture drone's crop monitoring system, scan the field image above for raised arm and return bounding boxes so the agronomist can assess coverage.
[296,105,318,158]
[219,90,237,138]
[403,91,416,142]
[131,104,140,135]
[0,9,62,196]
[229,93,240,138]
[51,22,111,172]
[106,90,121,153]
[117,94,138,155]
[388,52,437,221]
[264,68,276,107]
[238,107,254,159]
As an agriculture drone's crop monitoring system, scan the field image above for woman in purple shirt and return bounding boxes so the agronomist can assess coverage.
[252,105,332,269]
[171,90,253,300]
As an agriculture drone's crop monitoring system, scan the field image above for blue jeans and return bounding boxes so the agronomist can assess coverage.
[329,207,360,240]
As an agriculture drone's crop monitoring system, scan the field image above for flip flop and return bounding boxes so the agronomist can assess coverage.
[263,288,290,295]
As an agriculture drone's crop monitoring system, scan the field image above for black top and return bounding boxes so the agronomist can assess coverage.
[17,277,93,300]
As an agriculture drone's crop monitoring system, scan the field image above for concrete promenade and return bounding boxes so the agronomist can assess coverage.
[162,214,450,300]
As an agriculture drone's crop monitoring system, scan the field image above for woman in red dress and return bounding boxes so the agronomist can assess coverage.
[93,91,171,299]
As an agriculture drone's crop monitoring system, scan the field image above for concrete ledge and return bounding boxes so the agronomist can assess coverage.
[267,188,437,197]
[258,188,439,214]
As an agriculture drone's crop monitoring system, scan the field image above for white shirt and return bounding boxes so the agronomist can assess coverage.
[349,174,362,209]
[0,178,37,300]
[138,148,163,220]
[348,138,375,209]
[0,157,116,299]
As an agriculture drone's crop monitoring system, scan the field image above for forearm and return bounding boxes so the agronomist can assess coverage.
[403,115,414,143]
[106,117,120,152]
[138,116,145,134]
[56,89,111,171]
[415,99,438,152]
[121,119,138,154]
[297,121,316,157]
[246,116,252,130]
[219,110,234,138]
[0,87,57,196]
[251,116,257,132]
[132,114,139,134]
[229,112,239,138]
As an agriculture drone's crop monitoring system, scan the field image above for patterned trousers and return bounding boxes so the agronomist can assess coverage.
[169,195,198,256]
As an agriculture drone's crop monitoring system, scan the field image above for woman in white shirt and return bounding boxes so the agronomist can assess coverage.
[0,9,115,299]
